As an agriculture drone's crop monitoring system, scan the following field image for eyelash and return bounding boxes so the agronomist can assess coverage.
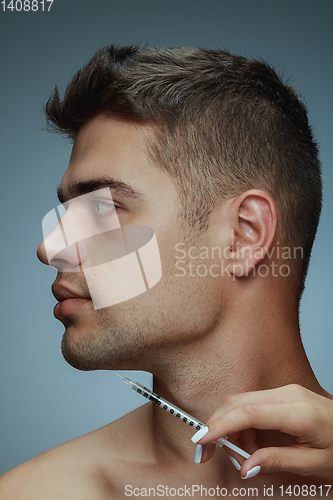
[59,199,121,218]
[95,201,119,216]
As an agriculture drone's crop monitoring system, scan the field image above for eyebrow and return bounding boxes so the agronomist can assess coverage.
[57,176,144,204]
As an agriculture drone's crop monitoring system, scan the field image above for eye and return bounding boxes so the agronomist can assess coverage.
[95,201,117,216]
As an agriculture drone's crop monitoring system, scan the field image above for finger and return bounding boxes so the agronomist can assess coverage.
[239,427,260,454]
[240,445,330,478]
[200,437,248,465]
[207,385,315,423]
[200,442,216,463]
[190,427,250,466]
[200,402,315,444]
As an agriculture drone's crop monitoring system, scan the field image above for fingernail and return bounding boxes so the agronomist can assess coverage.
[229,456,241,471]
[194,444,203,463]
[241,465,261,479]
[191,426,209,444]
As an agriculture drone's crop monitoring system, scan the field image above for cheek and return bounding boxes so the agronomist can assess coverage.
[142,255,223,341]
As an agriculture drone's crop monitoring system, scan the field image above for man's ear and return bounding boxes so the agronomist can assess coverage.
[226,190,277,277]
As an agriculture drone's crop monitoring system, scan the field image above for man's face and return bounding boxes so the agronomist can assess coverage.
[37,116,224,372]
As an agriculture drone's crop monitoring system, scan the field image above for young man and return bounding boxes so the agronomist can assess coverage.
[1,46,332,498]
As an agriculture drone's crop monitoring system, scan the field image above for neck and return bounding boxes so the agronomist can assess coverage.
[148,280,324,462]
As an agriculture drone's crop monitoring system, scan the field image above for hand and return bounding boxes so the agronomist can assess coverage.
[191,384,333,478]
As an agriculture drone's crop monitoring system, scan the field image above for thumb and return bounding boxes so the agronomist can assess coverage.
[241,445,328,478]
[197,442,217,463]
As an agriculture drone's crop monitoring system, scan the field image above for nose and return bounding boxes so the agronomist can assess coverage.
[37,208,81,271]
[36,239,50,265]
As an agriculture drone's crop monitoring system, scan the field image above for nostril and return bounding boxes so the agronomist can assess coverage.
[48,243,81,272]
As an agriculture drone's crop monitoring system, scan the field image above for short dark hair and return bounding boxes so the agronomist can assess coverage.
[45,45,322,295]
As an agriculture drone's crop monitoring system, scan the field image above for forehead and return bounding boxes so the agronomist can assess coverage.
[61,116,171,199]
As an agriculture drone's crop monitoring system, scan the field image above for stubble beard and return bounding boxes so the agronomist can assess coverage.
[54,271,153,371]
[60,304,156,372]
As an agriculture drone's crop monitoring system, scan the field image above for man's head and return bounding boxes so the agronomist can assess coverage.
[38,46,322,373]
[38,116,227,373]
[45,45,322,296]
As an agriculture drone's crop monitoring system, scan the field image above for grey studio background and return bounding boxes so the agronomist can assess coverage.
[0,0,332,475]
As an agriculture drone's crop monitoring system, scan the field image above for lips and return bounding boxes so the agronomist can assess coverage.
[52,283,90,302]
[52,283,91,319]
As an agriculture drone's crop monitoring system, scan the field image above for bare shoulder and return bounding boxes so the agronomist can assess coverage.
[0,404,151,500]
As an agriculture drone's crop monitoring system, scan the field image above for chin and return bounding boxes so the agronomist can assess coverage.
[60,325,148,372]
[61,334,97,371]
